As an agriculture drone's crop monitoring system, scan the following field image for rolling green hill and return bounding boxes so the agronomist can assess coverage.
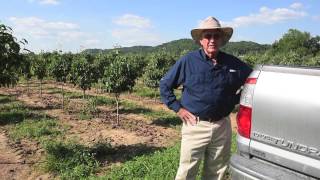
[83,39,271,56]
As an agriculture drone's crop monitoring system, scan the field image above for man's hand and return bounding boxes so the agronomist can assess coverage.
[177,108,197,125]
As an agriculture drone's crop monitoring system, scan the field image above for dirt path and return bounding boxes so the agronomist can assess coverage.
[0,131,30,180]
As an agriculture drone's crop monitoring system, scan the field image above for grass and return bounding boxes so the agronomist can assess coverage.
[93,132,238,180]
[93,143,180,180]
[132,85,161,99]
[0,94,100,180]
[132,84,182,100]
[8,118,61,141]
[0,95,32,125]
[44,141,100,180]
[0,94,61,141]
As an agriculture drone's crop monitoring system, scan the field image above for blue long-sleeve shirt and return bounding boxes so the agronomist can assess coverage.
[159,49,252,119]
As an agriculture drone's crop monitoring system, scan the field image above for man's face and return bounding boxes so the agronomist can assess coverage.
[199,30,223,57]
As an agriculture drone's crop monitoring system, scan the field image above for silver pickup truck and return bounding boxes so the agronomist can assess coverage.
[230,65,320,180]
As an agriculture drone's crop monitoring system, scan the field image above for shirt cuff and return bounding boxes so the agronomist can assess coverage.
[169,101,182,113]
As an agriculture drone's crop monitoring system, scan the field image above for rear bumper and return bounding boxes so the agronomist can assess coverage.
[230,154,317,180]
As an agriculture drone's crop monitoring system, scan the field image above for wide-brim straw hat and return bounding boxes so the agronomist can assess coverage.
[191,16,233,46]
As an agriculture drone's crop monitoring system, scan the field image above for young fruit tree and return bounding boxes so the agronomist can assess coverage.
[142,51,176,101]
[49,52,72,109]
[102,53,137,125]
[94,53,113,93]
[32,53,47,99]
[21,53,33,95]
[70,54,98,99]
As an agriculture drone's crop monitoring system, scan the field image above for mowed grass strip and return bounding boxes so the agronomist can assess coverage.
[0,94,33,125]
[8,118,61,141]
[44,141,101,180]
[92,133,237,180]
[0,94,62,141]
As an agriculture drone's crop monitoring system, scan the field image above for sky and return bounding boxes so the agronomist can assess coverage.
[1,0,320,53]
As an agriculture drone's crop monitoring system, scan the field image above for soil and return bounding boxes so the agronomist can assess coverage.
[0,131,30,180]
[0,82,181,179]
[43,81,238,131]
[0,81,238,179]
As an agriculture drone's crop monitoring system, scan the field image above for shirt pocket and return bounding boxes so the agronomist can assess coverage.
[225,68,242,92]
[185,73,205,93]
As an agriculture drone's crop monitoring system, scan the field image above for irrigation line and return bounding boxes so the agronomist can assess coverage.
[0,160,46,164]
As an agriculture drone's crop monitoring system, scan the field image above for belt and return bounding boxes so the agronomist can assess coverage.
[197,116,222,122]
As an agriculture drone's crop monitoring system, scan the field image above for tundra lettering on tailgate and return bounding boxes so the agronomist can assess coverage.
[252,131,320,158]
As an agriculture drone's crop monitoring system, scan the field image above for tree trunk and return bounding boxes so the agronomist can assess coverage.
[61,83,64,109]
[40,79,42,99]
[115,95,120,126]
[83,89,85,100]
[154,88,157,103]
[27,79,30,96]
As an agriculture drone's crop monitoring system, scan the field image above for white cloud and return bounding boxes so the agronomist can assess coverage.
[111,14,163,47]
[8,16,98,52]
[312,15,320,21]
[290,2,303,9]
[27,0,60,5]
[83,39,101,47]
[39,0,59,5]
[9,16,79,39]
[57,31,85,40]
[222,3,307,28]
[9,17,78,31]
[113,14,153,29]
[112,28,161,46]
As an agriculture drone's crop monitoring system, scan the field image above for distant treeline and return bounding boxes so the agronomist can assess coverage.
[83,39,271,57]
[83,29,320,67]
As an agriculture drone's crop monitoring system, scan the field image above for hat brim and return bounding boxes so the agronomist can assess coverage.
[191,27,233,46]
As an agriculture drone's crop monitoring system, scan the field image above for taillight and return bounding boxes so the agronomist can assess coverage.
[237,77,257,138]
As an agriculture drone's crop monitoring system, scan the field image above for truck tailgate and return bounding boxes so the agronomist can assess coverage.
[250,66,320,178]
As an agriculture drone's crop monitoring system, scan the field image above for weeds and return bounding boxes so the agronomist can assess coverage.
[44,141,100,180]
[96,143,180,180]
[9,118,61,141]
[0,99,31,125]
[94,133,237,180]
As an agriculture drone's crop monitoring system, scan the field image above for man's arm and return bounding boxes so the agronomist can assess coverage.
[159,58,197,125]
[159,59,184,112]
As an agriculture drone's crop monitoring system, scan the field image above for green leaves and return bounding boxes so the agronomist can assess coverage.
[142,51,176,89]
[50,52,72,83]
[242,29,320,67]
[0,23,24,87]
[102,54,136,95]
[32,53,47,80]
[70,54,98,94]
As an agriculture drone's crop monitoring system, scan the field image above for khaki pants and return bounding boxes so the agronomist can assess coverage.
[175,116,232,180]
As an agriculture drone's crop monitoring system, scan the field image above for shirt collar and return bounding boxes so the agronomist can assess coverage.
[200,48,223,64]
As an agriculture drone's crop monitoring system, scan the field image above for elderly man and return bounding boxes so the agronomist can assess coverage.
[160,16,252,180]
